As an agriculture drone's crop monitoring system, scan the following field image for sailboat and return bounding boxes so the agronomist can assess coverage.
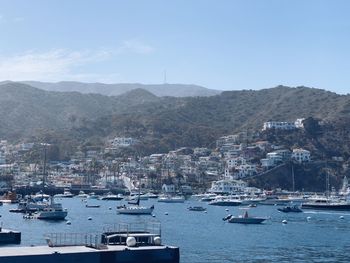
[35,143,68,220]
[117,181,154,215]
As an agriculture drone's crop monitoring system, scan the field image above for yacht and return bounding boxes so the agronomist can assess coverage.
[36,197,68,220]
[117,204,154,215]
[10,199,49,213]
[208,196,242,206]
[76,191,89,198]
[100,193,123,201]
[55,189,74,198]
[31,192,50,202]
[158,195,185,203]
[302,196,350,211]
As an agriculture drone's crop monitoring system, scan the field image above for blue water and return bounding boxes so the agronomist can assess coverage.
[1,198,350,262]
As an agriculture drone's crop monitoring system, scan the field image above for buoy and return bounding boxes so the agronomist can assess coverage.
[66,221,71,225]
[126,236,136,247]
[108,207,112,210]
[88,217,92,220]
[154,236,161,245]
[152,214,156,217]
[204,211,207,213]
[225,209,229,212]
[282,220,288,224]
[164,212,168,215]
[307,216,311,221]
[340,216,345,219]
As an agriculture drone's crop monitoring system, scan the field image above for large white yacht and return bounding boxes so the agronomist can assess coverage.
[37,197,68,220]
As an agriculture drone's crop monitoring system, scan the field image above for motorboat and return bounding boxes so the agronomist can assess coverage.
[278,205,303,213]
[31,192,50,202]
[223,210,267,224]
[302,197,350,211]
[76,191,89,198]
[100,193,123,201]
[54,189,74,198]
[117,204,154,215]
[143,192,159,199]
[208,196,241,206]
[158,195,185,203]
[85,204,100,208]
[200,193,217,202]
[187,206,206,211]
[36,197,68,220]
[10,199,49,213]
[87,192,99,199]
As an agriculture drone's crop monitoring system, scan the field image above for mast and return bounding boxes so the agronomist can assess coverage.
[291,164,295,192]
[43,144,47,189]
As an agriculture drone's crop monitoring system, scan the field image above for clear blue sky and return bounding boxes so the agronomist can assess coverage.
[0,0,349,94]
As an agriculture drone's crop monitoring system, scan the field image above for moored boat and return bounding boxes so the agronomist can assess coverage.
[187,206,206,211]
[36,197,68,220]
[209,196,241,206]
[277,205,303,213]
[223,210,267,224]
[158,195,185,203]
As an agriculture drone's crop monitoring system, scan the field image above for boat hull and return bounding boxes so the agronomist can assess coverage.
[37,211,68,220]
[228,217,266,224]
[302,203,350,211]
[209,201,241,206]
[117,206,154,215]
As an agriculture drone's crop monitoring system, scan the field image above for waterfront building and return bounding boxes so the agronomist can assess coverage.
[208,179,247,194]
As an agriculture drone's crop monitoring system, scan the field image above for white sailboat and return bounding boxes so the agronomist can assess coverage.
[117,181,154,215]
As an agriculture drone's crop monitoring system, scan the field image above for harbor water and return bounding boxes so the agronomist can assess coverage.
[1,198,350,262]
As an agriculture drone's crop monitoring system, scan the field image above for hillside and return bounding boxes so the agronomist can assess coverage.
[0,83,350,157]
[18,81,221,97]
[71,86,350,154]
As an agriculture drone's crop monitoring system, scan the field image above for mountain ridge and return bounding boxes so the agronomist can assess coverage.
[15,81,222,97]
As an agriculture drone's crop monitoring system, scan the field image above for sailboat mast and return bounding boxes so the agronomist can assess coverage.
[291,164,295,192]
[42,144,47,190]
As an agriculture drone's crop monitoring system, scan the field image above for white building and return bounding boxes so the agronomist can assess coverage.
[208,179,248,194]
[226,157,247,169]
[292,148,311,163]
[263,121,296,131]
[235,164,257,178]
[162,184,176,194]
[111,137,136,147]
[294,118,305,128]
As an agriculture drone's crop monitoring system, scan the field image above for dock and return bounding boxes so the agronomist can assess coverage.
[0,222,179,263]
[0,244,179,263]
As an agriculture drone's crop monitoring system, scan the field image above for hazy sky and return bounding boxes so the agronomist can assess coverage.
[0,0,349,94]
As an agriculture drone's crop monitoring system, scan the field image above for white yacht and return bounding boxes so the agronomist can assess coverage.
[100,193,123,201]
[55,189,74,198]
[76,191,89,198]
[117,204,154,215]
[37,197,68,220]
[158,195,185,203]
[209,196,242,206]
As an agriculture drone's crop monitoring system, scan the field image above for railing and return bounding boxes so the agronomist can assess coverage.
[43,232,101,248]
[103,221,161,237]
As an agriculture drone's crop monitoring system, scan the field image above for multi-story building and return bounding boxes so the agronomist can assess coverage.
[292,148,311,163]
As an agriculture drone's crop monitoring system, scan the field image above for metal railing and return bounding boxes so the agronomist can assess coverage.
[44,232,101,248]
[103,221,161,237]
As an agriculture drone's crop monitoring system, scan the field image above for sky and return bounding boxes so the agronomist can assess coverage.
[0,0,349,94]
